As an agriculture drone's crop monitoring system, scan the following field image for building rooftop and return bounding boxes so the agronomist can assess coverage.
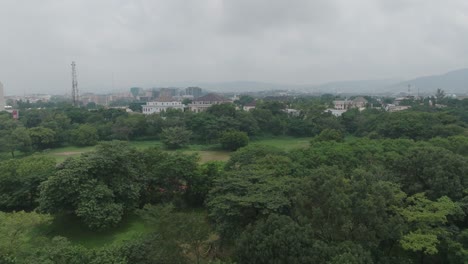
[352,96,368,103]
[194,93,230,102]
[244,101,257,107]
[156,96,176,102]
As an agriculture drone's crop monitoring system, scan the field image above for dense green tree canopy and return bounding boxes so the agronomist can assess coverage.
[220,130,249,151]
[392,146,468,200]
[0,156,55,211]
[161,126,192,149]
[70,124,99,146]
[28,127,56,150]
[39,141,145,230]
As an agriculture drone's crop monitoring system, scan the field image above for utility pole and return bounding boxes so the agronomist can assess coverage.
[71,61,79,107]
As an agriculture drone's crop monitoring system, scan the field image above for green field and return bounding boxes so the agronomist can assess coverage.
[42,136,313,164]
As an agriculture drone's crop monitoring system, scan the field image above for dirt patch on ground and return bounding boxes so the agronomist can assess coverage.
[184,150,231,163]
[54,151,83,156]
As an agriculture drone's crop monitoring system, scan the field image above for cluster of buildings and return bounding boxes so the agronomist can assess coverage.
[5,79,464,118]
[384,95,417,112]
[327,95,428,116]
[131,86,203,101]
[81,86,205,107]
[142,93,234,115]
[327,97,369,116]
[137,87,233,115]
[140,92,307,117]
[332,97,368,110]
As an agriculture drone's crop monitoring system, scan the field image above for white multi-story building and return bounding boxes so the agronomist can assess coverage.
[142,101,184,115]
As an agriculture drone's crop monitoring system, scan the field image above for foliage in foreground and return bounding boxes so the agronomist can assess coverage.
[1,136,468,263]
[38,141,200,230]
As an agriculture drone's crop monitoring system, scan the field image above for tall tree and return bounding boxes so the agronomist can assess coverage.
[207,168,297,239]
[220,130,249,151]
[70,124,99,146]
[39,141,144,230]
[140,147,199,204]
[29,127,56,150]
[161,127,192,149]
[435,88,446,103]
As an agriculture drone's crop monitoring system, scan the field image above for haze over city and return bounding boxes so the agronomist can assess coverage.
[1,0,468,95]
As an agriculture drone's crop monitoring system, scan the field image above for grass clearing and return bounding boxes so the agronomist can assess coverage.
[42,136,312,164]
[184,150,231,163]
[252,136,313,151]
[40,210,211,249]
[41,214,152,248]
[129,140,164,149]
[44,145,96,163]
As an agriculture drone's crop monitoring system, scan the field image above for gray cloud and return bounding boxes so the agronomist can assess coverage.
[218,0,337,35]
[0,0,467,95]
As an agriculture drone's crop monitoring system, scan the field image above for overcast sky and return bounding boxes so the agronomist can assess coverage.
[1,0,468,95]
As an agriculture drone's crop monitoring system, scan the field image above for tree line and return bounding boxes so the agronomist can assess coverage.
[1,96,467,156]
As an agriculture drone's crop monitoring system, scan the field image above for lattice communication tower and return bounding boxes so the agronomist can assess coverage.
[71,61,79,106]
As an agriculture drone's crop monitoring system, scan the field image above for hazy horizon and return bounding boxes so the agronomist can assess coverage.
[1,0,468,95]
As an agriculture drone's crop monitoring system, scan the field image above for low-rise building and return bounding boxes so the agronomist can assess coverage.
[325,109,347,117]
[333,100,349,110]
[333,97,368,110]
[386,104,411,112]
[188,93,232,113]
[352,97,368,108]
[142,100,184,115]
[284,108,301,116]
[243,101,257,111]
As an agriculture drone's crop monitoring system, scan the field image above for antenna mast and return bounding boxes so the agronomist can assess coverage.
[71,61,79,106]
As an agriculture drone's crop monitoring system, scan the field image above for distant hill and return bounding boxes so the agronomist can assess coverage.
[148,68,468,95]
[193,79,403,94]
[310,68,468,94]
[185,81,297,93]
[176,80,400,94]
[310,79,401,94]
[389,68,468,94]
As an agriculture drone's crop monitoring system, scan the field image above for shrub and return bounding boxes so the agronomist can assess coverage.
[220,131,249,151]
